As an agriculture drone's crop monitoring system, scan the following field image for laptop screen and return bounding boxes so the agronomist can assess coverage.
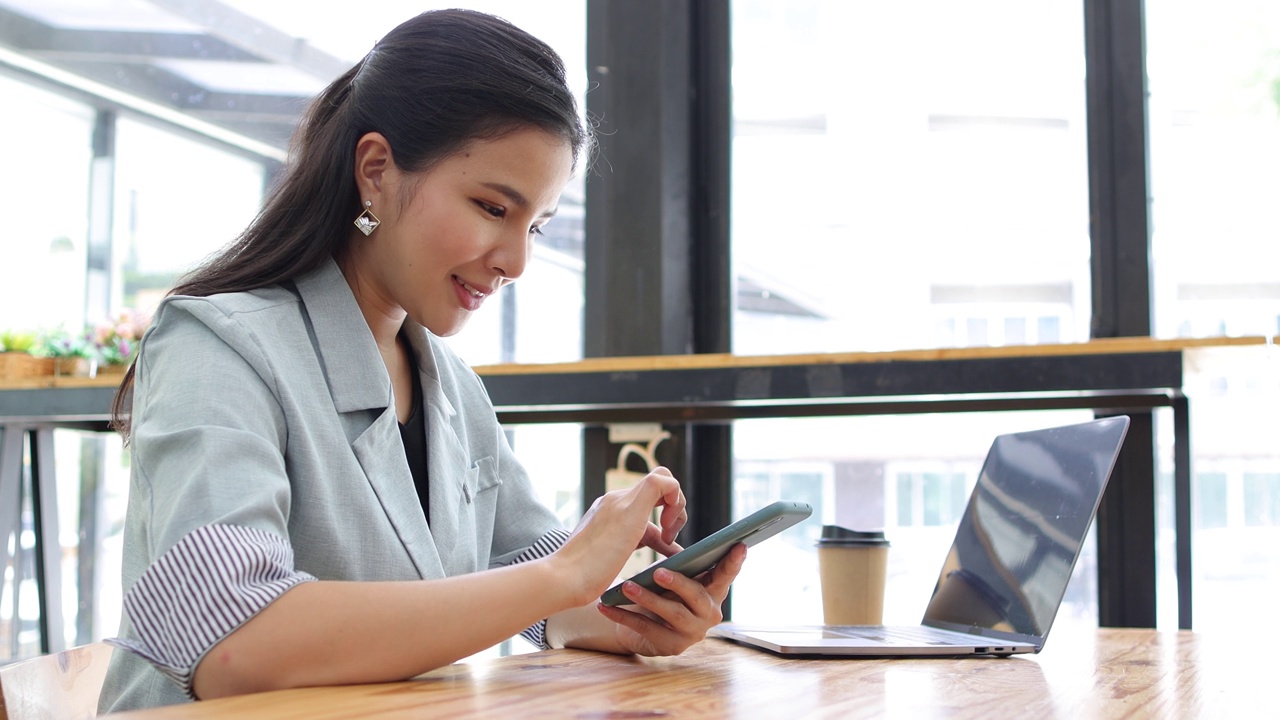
[921,416,1129,641]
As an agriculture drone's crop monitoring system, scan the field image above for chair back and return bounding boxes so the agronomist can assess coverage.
[0,643,113,720]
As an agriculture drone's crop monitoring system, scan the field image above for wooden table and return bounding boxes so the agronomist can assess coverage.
[104,629,1264,719]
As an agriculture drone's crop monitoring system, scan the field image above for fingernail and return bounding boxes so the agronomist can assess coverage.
[654,568,671,583]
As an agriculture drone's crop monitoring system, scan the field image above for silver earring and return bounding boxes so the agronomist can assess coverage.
[354,200,380,236]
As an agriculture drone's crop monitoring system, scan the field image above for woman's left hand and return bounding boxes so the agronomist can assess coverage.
[595,542,747,656]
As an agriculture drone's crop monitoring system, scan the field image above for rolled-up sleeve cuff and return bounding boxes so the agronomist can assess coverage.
[107,524,316,699]
[506,527,571,649]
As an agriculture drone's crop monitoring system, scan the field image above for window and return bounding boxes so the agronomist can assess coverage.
[1147,1,1280,630]
[733,464,827,551]
[1148,4,1280,341]
[894,471,969,527]
[731,0,1089,356]
[1243,473,1280,527]
[730,460,830,624]
[113,118,266,314]
[0,76,94,333]
[930,283,1074,348]
[1195,473,1229,530]
[729,0,1095,631]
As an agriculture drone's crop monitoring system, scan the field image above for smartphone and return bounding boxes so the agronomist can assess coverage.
[599,500,813,606]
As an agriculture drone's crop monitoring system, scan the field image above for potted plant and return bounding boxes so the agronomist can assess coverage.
[90,308,149,373]
[0,329,55,380]
[34,328,99,377]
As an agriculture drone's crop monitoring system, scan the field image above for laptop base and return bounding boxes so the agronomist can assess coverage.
[710,623,1038,657]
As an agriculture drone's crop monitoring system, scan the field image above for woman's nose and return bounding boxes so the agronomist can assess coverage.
[490,230,532,281]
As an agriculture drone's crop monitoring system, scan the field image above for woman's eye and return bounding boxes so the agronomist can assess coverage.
[530,225,545,236]
[476,200,504,218]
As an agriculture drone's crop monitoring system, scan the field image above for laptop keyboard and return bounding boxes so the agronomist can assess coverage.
[826,625,964,646]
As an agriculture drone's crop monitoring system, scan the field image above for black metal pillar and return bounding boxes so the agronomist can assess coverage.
[1085,0,1161,628]
[583,0,733,545]
[1172,394,1192,629]
[687,0,735,552]
[29,428,65,653]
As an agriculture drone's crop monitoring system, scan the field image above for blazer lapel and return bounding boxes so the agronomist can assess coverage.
[294,259,444,578]
[349,407,444,578]
[403,325,480,576]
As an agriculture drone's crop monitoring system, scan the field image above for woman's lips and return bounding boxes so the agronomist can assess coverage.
[453,276,489,311]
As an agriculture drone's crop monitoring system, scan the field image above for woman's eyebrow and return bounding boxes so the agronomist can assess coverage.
[481,182,558,218]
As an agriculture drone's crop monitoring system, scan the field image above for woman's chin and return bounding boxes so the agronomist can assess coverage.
[422,314,471,338]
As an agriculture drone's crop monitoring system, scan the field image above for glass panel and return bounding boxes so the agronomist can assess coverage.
[1243,473,1280,527]
[1147,2,1280,630]
[1037,315,1061,343]
[1173,346,1280,631]
[0,76,94,334]
[1148,2,1280,341]
[731,0,1089,355]
[922,473,945,526]
[1195,473,1229,530]
[896,474,914,527]
[729,0,1096,634]
[114,118,266,314]
[1004,317,1027,345]
[965,318,990,348]
[0,80,92,661]
[508,424,584,530]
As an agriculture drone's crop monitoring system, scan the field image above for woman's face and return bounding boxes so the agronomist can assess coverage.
[347,127,574,338]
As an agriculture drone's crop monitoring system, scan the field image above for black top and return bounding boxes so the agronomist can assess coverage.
[398,354,429,523]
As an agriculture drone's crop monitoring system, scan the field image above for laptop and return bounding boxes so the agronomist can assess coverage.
[709,415,1130,657]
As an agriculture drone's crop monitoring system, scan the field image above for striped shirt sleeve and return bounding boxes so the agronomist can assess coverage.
[505,527,571,649]
[107,524,316,699]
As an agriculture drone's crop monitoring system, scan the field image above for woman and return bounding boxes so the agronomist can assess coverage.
[99,9,745,712]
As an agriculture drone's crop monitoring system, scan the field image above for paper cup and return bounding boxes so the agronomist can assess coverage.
[816,525,890,625]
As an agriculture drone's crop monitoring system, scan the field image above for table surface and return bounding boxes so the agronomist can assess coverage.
[1,335,1272,391]
[470,334,1273,375]
[104,629,1264,719]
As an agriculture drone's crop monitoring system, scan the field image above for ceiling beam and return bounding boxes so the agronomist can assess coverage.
[0,43,286,161]
[32,29,259,62]
[52,59,303,137]
[144,0,351,81]
[0,0,359,156]
[0,6,52,50]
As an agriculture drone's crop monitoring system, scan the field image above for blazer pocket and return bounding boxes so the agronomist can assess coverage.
[461,456,501,504]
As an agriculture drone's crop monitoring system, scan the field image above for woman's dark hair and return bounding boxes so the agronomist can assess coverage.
[111,9,589,437]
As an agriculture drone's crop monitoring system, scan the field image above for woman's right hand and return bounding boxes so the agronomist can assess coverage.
[554,467,687,606]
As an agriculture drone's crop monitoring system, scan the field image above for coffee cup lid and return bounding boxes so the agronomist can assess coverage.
[817,524,889,546]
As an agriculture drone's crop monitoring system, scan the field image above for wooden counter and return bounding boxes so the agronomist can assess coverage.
[103,628,1263,719]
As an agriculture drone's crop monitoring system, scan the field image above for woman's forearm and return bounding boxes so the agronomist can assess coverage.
[192,556,575,699]
[544,602,628,655]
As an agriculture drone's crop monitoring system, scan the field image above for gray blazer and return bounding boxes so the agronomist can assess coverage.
[100,258,562,711]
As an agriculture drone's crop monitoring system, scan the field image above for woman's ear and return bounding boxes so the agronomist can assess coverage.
[353,132,394,203]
